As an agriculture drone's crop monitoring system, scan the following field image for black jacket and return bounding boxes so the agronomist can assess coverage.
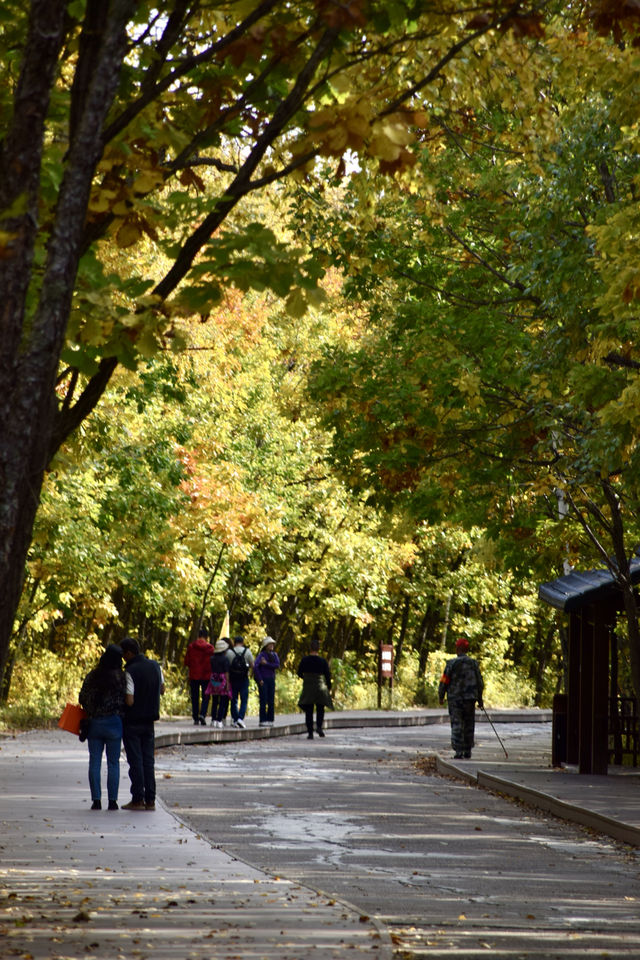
[125,654,162,723]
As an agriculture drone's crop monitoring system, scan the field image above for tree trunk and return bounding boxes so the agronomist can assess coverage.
[0,1,134,691]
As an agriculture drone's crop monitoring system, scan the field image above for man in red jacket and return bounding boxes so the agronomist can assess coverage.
[184,627,214,725]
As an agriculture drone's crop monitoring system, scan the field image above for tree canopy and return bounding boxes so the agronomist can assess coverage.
[3,0,640,713]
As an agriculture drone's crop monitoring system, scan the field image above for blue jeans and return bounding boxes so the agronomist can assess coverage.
[123,720,156,804]
[258,676,275,723]
[87,714,123,803]
[230,677,249,721]
[189,679,210,722]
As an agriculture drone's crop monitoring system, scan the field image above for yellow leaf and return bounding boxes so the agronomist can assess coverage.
[133,170,165,193]
[116,219,142,248]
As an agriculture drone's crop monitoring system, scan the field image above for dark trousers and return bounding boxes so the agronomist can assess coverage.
[123,720,156,804]
[211,695,230,722]
[189,679,210,722]
[448,699,476,755]
[230,677,249,721]
[304,704,325,736]
[259,676,276,723]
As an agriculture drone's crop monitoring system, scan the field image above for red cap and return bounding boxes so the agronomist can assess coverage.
[455,637,469,651]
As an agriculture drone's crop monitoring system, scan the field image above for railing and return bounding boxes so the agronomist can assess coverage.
[609,696,639,767]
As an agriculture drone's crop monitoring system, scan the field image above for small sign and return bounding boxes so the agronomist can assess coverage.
[379,644,394,678]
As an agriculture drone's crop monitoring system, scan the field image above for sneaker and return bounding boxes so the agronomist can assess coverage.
[199,716,206,726]
[307,733,314,739]
[236,718,246,729]
[317,729,325,738]
[122,800,146,811]
[91,799,101,810]
[231,720,240,728]
[108,800,118,811]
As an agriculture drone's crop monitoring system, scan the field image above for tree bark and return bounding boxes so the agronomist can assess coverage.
[0,0,134,689]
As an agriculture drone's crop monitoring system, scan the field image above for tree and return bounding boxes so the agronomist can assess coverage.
[0,0,554,686]
[301,13,640,700]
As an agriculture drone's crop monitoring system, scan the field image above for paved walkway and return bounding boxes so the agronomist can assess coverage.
[0,708,638,959]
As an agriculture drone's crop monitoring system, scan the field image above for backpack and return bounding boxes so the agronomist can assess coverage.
[229,647,249,678]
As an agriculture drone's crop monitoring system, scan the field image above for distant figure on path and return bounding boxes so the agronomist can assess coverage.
[208,638,232,727]
[226,634,254,728]
[253,636,280,727]
[79,643,127,811]
[438,637,484,759]
[184,626,214,725]
[297,638,332,739]
[121,637,164,811]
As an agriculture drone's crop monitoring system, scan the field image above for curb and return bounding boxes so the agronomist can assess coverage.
[477,771,640,847]
[434,755,640,848]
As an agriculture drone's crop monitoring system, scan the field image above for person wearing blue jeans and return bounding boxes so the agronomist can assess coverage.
[79,644,127,811]
[226,637,254,728]
[87,714,123,809]
[253,637,280,727]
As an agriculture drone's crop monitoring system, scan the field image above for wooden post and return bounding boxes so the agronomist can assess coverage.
[591,606,610,775]
[578,609,595,773]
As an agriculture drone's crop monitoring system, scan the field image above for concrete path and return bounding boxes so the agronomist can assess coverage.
[1,708,638,959]
[156,715,640,959]
[0,727,390,959]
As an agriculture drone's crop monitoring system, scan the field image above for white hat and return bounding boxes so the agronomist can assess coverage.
[260,636,275,650]
[214,639,229,653]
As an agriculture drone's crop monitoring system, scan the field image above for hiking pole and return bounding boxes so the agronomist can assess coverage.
[480,704,508,758]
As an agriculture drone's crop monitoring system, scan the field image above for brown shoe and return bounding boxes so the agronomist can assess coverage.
[121,800,146,811]
[145,802,156,811]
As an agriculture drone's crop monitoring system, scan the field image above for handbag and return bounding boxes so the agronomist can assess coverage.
[58,702,88,736]
[205,673,230,697]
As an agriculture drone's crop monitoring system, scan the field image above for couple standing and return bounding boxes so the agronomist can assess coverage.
[79,638,164,811]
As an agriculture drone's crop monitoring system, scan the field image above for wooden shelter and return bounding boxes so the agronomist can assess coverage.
[539,559,640,775]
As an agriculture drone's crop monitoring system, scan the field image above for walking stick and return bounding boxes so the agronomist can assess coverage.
[480,704,509,758]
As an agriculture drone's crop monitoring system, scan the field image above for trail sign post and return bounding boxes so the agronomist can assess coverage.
[378,644,394,709]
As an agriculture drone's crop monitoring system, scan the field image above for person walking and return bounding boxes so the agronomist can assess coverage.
[438,637,484,759]
[253,636,280,727]
[121,637,164,811]
[297,638,332,739]
[78,644,127,811]
[226,635,254,728]
[184,626,214,725]
[208,638,232,727]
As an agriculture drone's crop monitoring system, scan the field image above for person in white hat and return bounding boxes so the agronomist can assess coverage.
[207,638,232,727]
[253,637,280,727]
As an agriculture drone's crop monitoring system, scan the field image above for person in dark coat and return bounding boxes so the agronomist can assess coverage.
[184,627,214,725]
[438,637,484,759]
[297,638,332,739]
[121,637,164,811]
[79,644,126,811]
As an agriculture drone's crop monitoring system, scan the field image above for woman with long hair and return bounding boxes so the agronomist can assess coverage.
[79,644,127,810]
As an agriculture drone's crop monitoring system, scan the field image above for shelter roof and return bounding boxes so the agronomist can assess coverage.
[539,556,640,612]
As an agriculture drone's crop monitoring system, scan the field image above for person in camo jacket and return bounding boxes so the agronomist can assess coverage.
[438,637,484,760]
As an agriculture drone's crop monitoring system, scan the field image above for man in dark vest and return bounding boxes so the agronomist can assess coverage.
[121,637,164,811]
[438,637,484,759]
